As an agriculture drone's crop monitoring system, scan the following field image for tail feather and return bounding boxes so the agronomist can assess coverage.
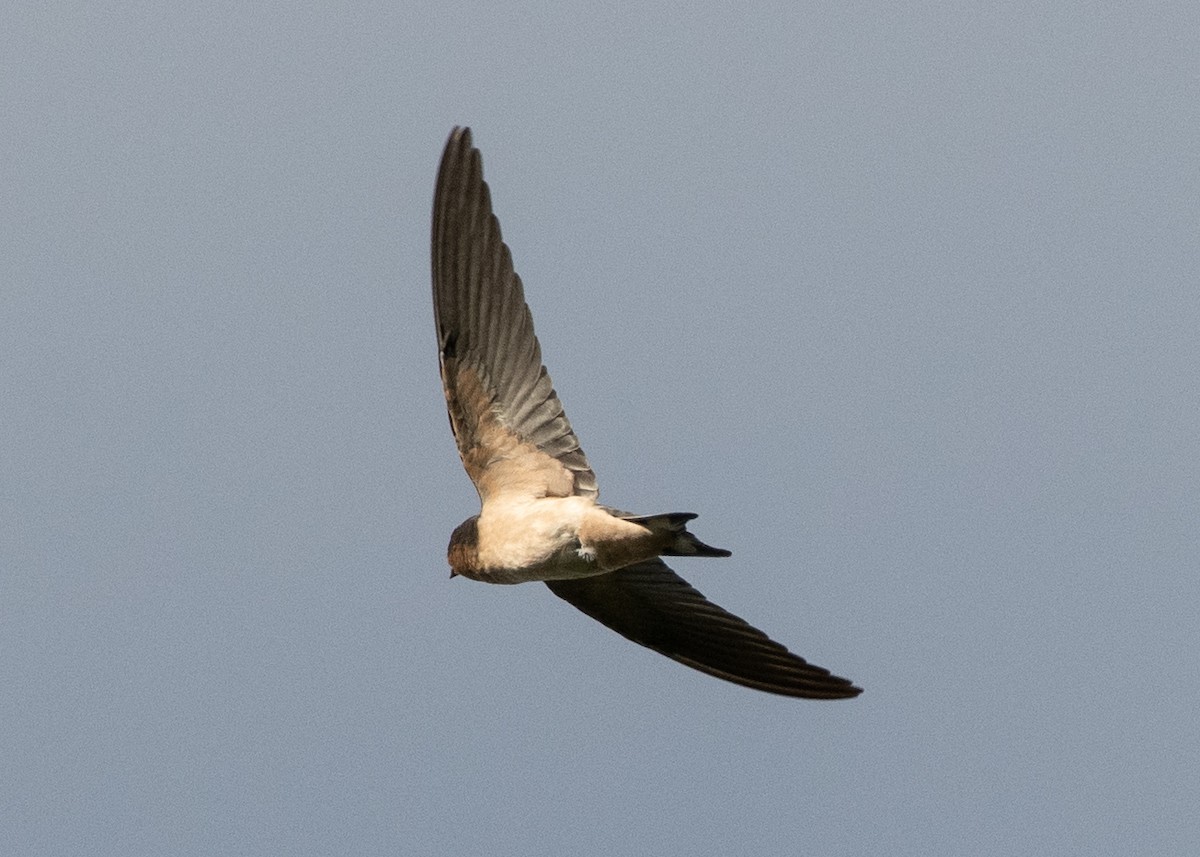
[619,511,732,558]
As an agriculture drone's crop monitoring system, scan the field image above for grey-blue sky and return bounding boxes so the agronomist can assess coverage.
[3,2,1197,854]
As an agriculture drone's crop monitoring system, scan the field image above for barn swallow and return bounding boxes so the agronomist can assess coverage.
[431,126,861,699]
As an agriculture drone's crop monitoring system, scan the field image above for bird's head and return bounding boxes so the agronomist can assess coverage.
[447,515,480,579]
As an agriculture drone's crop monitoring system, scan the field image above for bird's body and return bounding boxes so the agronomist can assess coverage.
[448,501,730,584]
[431,126,861,699]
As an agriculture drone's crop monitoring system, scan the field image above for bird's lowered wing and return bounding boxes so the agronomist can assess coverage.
[546,560,861,699]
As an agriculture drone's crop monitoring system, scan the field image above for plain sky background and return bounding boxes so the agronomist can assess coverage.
[3,2,1197,855]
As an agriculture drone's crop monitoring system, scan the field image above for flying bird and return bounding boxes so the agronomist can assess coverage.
[431,126,860,699]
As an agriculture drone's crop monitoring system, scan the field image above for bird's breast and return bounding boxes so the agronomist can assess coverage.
[471,496,600,583]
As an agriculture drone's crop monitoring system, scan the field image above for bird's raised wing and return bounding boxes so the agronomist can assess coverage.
[432,127,597,502]
[546,560,861,699]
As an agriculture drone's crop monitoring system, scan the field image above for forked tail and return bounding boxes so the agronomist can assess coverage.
[620,511,732,558]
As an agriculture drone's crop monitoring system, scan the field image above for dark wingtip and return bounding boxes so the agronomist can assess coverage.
[828,680,863,699]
